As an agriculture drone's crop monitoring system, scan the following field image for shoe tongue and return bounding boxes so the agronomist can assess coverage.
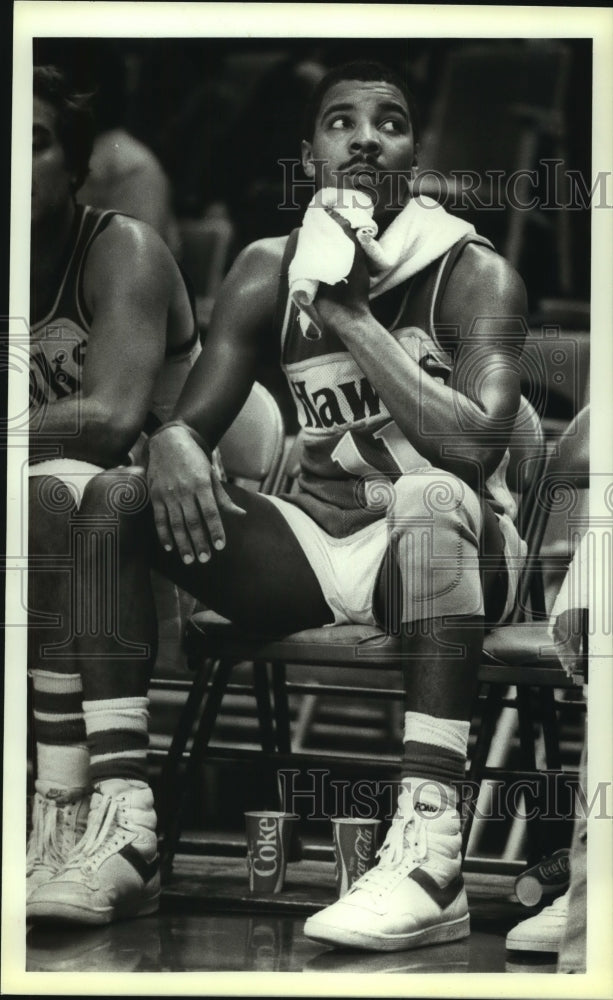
[95,778,146,797]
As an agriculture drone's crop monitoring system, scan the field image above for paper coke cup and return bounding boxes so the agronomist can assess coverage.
[332,818,381,897]
[514,847,571,907]
[245,811,298,894]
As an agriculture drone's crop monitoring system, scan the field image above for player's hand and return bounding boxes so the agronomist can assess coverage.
[315,208,372,323]
[147,424,245,564]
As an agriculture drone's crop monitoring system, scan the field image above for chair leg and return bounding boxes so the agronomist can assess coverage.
[271,661,292,754]
[462,683,505,855]
[253,661,277,753]
[157,658,214,835]
[516,686,547,864]
[160,657,235,876]
[539,687,562,770]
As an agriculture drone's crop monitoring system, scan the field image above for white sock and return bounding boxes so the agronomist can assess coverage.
[35,743,90,795]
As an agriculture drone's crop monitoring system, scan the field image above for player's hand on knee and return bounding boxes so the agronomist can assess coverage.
[146,424,244,563]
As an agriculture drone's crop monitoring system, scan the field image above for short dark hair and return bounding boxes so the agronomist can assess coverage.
[303,59,420,145]
[33,65,95,193]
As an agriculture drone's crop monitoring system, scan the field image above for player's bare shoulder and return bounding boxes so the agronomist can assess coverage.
[231,235,288,294]
[440,241,528,325]
[82,213,177,306]
[214,235,288,326]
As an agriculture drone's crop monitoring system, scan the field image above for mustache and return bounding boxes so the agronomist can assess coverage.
[338,154,382,171]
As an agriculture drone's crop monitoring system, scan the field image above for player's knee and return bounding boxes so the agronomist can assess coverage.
[388,470,481,534]
[28,475,77,553]
[79,467,149,522]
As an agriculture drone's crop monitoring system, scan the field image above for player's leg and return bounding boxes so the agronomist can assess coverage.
[28,467,333,924]
[27,476,91,900]
[305,470,508,952]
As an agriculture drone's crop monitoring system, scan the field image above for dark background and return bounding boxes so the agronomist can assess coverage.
[31,36,593,311]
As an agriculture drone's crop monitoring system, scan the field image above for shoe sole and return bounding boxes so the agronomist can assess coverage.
[27,894,160,926]
[304,913,470,952]
[505,937,562,953]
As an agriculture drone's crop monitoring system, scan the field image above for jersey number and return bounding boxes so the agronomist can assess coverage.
[330,422,426,477]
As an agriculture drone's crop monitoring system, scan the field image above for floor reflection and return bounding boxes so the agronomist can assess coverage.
[26,911,560,975]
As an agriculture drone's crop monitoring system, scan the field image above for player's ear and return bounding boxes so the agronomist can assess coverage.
[301,140,316,178]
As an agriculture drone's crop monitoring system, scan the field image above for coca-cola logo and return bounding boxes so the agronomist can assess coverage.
[537,854,570,882]
[354,828,374,878]
[253,816,279,877]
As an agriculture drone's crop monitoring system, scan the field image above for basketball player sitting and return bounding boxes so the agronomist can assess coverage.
[27,61,528,950]
[27,66,200,923]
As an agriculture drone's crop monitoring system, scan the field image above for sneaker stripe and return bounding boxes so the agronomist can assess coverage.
[118,844,159,884]
[408,868,464,910]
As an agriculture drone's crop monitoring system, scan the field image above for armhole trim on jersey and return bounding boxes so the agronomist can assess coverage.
[75,208,120,329]
[429,233,495,353]
[273,229,299,364]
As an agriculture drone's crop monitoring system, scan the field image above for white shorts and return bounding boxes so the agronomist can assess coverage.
[28,458,104,508]
[264,493,391,626]
[265,495,389,625]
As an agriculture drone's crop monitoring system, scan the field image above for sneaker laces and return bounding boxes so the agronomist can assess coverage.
[64,791,125,871]
[27,788,87,873]
[348,788,428,896]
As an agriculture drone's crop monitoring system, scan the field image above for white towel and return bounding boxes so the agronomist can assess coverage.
[288,188,477,339]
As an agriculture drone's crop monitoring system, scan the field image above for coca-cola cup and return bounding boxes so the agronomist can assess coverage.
[244,811,298,894]
[514,847,571,907]
[332,817,381,897]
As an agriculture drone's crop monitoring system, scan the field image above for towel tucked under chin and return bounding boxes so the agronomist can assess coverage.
[288,186,477,339]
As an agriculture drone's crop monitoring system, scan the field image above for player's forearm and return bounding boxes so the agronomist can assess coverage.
[169,343,258,452]
[330,310,507,484]
[30,397,140,467]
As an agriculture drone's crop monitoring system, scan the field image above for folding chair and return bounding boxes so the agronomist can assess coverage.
[160,396,584,877]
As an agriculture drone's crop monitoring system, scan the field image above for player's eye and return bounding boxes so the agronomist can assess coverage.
[380,118,405,134]
[329,115,352,130]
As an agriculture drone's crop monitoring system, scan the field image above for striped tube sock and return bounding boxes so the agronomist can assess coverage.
[30,670,87,746]
[402,710,470,809]
[83,697,150,784]
[30,670,89,791]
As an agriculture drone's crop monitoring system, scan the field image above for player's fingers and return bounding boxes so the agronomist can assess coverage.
[196,483,227,556]
[212,471,247,519]
[152,496,174,553]
[181,495,214,564]
[165,497,201,565]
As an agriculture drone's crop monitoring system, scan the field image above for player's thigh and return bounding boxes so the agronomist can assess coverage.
[153,483,334,634]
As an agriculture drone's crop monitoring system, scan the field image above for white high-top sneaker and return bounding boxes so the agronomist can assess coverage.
[27,785,90,900]
[505,891,570,952]
[304,787,470,951]
[27,780,160,925]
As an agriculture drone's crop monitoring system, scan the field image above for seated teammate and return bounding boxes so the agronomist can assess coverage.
[27,66,200,920]
[27,60,528,949]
